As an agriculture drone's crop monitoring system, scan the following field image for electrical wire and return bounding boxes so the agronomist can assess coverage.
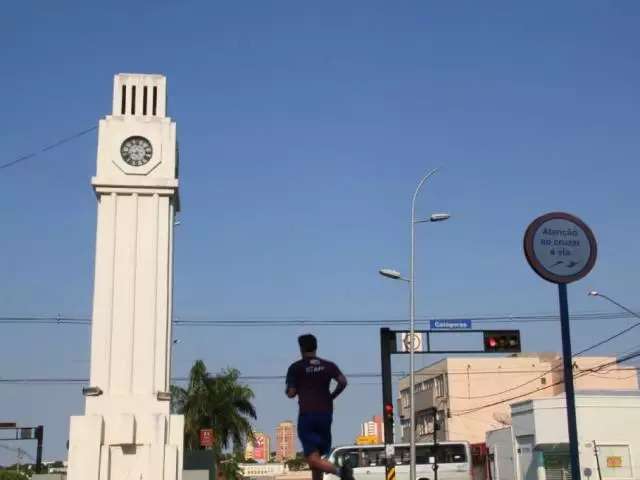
[0,370,570,385]
[1,365,637,386]
[0,126,97,171]
[0,311,638,327]
[451,351,640,417]
[2,309,639,396]
[435,305,640,400]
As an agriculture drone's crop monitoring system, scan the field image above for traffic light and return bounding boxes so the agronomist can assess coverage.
[483,330,521,353]
[384,403,394,423]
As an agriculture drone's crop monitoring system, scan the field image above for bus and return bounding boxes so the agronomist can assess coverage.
[324,441,472,480]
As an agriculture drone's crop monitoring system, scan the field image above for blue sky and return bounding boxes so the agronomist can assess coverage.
[1,1,640,463]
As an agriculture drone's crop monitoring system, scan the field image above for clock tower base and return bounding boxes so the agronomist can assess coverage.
[68,414,183,480]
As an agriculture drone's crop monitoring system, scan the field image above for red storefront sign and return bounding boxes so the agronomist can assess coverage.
[200,429,214,448]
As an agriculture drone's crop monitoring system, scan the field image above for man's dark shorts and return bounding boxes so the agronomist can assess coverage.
[298,412,333,456]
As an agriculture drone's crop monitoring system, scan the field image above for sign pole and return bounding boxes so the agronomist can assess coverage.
[558,283,581,480]
[380,329,396,480]
[35,426,44,474]
[524,211,598,480]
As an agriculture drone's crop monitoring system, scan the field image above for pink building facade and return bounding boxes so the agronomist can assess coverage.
[398,354,638,444]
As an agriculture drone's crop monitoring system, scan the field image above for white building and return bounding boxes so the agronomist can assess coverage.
[487,392,640,480]
[360,416,384,443]
[361,421,377,437]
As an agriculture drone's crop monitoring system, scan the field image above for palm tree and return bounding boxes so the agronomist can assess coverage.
[171,360,257,453]
[217,454,243,480]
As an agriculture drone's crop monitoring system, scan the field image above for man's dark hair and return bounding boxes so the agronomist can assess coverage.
[298,334,317,353]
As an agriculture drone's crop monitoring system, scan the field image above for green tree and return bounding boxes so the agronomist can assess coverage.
[171,360,257,465]
[217,454,243,480]
[0,470,29,480]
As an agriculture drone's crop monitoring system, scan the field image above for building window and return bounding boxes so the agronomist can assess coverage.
[435,376,444,397]
[401,390,409,408]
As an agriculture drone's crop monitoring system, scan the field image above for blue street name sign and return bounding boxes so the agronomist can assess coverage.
[430,319,472,330]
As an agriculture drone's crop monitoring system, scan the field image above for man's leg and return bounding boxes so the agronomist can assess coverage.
[305,451,338,476]
[311,467,324,480]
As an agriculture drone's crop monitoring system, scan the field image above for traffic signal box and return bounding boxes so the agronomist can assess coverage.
[379,327,521,480]
[483,330,521,353]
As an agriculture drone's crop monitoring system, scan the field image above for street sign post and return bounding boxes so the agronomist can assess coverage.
[524,212,598,480]
[0,425,43,473]
[429,319,472,330]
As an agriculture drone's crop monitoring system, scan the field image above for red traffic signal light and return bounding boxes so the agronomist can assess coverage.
[384,403,394,419]
[483,330,521,353]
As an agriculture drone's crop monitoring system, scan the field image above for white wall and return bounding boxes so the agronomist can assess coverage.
[183,471,209,480]
[487,427,516,480]
[505,395,640,479]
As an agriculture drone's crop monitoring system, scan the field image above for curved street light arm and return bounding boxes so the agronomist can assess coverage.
[589,292,640,321]
[408,166,439,480]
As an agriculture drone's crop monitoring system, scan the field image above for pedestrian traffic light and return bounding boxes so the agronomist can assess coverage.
[483,330,521,353]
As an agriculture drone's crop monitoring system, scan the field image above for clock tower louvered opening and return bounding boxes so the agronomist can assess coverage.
[112,73,167,118]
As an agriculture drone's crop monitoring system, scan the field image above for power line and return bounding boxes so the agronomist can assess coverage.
[451,351,640,417]
[3,309,639,394]
[2,367,636,386]
[573,318,640,357]
[431,306,640,401]
[0,126,97,171]
[1,311,639,327]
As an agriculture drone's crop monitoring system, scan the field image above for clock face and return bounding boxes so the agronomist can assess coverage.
[120,136,153,166]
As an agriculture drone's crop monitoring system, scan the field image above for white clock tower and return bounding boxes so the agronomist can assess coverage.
[67,73,184,480]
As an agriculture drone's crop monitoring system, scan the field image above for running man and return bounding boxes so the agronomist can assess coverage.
[285,334,353,480]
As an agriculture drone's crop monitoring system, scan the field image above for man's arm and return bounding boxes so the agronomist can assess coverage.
[330,364,348,400]
[285,364,297,398]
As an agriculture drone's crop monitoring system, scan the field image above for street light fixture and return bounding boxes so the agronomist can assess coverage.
[82,386,103,397]
[588,291,640,320]
[379,167,450,480]
[379,269,409,282]
[429,213,450,222]
[415,213,451,224]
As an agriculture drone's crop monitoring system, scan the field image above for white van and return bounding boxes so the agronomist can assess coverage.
[325,442,472,480]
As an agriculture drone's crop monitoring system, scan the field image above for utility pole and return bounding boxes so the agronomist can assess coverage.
[35,425,44,474]
[432,407,438,480]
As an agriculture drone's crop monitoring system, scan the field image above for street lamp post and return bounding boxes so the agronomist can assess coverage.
[379,167,449,480]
